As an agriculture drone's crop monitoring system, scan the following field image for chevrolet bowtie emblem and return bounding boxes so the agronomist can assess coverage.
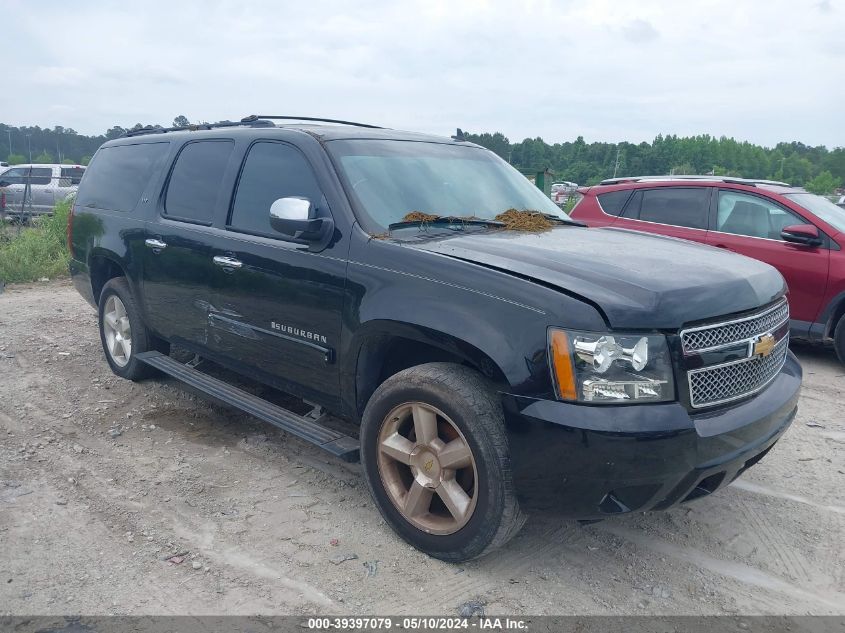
[753,333,776,358]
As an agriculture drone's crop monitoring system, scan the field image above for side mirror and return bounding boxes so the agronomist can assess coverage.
[269,197,333,242]
[781,223,821,246]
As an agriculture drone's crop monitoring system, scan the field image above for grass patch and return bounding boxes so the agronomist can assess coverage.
[0,199,71,284]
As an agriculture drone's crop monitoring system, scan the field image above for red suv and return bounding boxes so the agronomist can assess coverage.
[571,176,845,362]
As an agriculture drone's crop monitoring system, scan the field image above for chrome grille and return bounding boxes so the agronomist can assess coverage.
[681,299,789,354]
[688,336,789,408]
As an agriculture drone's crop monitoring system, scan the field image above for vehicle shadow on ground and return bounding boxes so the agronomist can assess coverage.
[789,340,843,373]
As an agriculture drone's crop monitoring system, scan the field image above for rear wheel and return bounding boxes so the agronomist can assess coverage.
[98,277,164,381]
[360,362,524,562]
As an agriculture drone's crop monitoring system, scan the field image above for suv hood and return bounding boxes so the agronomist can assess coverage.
[409,227,785,330]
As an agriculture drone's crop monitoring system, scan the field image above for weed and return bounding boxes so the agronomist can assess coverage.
[0,199,71,283]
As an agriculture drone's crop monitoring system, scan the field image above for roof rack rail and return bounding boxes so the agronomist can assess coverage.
[599,175,791,188]
[121,119,274,138]
[240,115,382,129]
[120,114,378,139]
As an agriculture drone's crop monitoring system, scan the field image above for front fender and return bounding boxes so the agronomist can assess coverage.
[339,230,607,418]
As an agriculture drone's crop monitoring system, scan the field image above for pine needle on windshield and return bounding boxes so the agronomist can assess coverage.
[402,211,441,223]
[493,209,554,231]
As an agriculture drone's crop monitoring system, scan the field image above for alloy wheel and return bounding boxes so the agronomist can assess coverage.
[103,295,132,367]
[376,402,478,535]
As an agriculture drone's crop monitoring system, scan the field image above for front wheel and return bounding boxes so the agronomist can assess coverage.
[834,315,845,365]
[360,363,524,562]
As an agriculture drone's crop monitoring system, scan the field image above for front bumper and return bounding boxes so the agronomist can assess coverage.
[502,351,801,519]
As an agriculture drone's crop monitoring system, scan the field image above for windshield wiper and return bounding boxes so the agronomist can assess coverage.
[540,212,586,227]
[387,217,505,231]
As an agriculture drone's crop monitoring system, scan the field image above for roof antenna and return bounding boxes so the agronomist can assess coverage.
[451,128,467,141]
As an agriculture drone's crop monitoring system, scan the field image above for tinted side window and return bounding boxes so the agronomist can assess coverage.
[77,143,169,212]
[597,189,632,216]
[0,167,27,185]
[637,187,710,229]
[27,168,53,185]
[59,167,85,186]
[229,142,323,236]
[717,190,804,240]
[165,140,234,223]
[2,167,52,185]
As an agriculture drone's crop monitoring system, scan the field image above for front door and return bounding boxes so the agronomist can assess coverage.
[208,140,346,409]
[705,189,829,326]
[142,139,236,348]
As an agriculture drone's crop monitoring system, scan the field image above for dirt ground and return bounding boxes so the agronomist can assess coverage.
[0,280,843,617]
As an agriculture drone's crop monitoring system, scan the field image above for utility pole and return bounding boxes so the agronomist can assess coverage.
[6,130,11,157]
[613,147,621,178]
[56,131,62,163]
[26,134,32,163]
[780,157,786,176]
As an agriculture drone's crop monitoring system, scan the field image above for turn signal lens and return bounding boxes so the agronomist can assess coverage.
[549,329,577,400]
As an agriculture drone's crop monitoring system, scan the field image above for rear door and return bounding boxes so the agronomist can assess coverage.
[32,167,58,212]
[613,186,713,243]
[208,139,347,408]
[142,139,237,348]
[705,189,829,326]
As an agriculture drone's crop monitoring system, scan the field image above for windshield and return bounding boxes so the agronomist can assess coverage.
[327,140,564,230]
[785,193,845,234]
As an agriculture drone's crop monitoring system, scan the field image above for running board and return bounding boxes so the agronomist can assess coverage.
[135,351,359,462]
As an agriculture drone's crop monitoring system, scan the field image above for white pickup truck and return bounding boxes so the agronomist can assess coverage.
[0,163,85,216]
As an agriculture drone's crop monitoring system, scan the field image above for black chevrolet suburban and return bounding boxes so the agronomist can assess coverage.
[69,116,801,561]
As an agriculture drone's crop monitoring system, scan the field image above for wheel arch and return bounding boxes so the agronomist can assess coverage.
[88,250,130,305]
[347,321,509,419]
[818,290,845,339]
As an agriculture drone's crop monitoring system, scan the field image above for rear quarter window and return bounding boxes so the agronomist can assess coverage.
[59,167,85,186]
[596,189,633,216]
[77,143,169,212]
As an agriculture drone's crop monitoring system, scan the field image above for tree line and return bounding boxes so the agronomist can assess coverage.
[2,119,843,194]
[465,132,844,194]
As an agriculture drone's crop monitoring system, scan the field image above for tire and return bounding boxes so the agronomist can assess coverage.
[360,362,524,562]
[98,277,164,381]
[834,315,845,365]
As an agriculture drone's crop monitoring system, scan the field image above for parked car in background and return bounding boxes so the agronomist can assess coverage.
[837,195,845,209]
[570,175,845,362]
[551,181,578,204]
[0,163,85,216]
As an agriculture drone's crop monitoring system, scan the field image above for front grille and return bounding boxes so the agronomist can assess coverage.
[681,298,789,353]
[688,336,789,408]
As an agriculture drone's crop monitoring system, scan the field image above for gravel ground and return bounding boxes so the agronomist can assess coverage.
[0,280,843,616]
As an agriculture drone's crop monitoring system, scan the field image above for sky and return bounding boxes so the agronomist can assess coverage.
[2,0,844,147]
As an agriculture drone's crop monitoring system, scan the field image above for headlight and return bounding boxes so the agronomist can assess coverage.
[548,328,675,403]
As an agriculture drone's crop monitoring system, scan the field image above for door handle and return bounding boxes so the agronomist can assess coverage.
[213,256,243,269]
[145,238,167,250]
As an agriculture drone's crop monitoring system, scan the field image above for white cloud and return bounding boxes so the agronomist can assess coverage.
[1,0,843,147]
